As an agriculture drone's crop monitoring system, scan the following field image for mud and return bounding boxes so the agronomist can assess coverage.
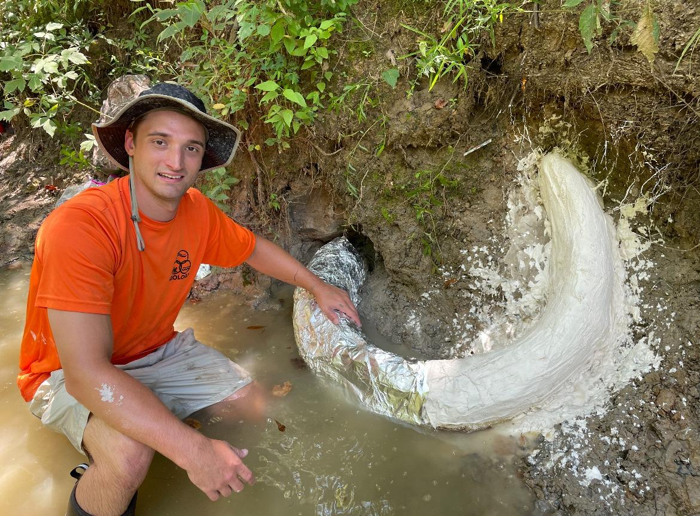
[2,0,699,514]
[524,247,700,515]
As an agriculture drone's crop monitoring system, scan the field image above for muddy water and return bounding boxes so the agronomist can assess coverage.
[0,268,535,515]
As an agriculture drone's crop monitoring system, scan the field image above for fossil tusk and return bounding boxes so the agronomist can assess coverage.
[293,152,636,432]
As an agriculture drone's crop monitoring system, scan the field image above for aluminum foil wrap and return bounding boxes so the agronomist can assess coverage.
[293,237,430,426]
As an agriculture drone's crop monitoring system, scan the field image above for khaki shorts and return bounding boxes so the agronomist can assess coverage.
[27,328,252,453]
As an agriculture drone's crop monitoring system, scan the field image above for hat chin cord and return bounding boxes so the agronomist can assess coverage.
[128,156,146,252]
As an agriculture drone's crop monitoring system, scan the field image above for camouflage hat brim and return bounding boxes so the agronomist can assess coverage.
[92,93,240,173]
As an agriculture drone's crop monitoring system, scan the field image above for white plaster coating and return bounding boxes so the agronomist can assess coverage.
[98,383,115,403]
[424,152,646,431]
[463,162,551,355]
[293,151,658,434]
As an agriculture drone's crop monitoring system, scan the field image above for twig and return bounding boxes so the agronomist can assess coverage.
[68,96,103,117]
[654,240,700,253]
[463,138,492,156]
[653,73,700,119]
[306,139,343,156]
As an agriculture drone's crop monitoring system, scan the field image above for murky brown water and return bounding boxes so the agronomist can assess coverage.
[0,267,535,515]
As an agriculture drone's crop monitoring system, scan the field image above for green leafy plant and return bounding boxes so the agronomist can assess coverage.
[268,193,281,211]
[380,206,395,224]
[402,0,523,91]
[675,26,700,72]
[402,169,458,223]
[0,1,101,136]
[59,145,91,169]
[396,168,459,259]
[328,81,379,122]
[381,68,400,88]
[200,166,240,212]
[138,0,357,148]
[563,0,656,59]
[106,24,167,80]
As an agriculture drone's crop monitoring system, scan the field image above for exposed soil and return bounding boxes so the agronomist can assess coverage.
[2,0,699,514]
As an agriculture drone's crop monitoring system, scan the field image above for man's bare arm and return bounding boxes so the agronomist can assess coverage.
[245,236,361,326]
[48,309,255,500]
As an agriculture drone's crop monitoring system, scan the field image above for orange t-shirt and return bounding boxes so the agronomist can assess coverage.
[17,176,256,401]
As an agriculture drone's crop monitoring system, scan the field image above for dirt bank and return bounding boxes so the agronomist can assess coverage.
[1,0,699,514]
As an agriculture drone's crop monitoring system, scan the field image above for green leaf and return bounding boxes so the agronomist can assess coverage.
[158,20,188,41]
[579,4,597,53]
[304,34,318,49]
[257,24,271,36]
[291,46,308,57]
[283,38,296,54]
[306,91,320,105]
[319,20,335,30]
[80,136,95,153]
[154,8,179,22]
[239,20,256,41]
[67,50,89,65]
[316,47,329,59]
[0,55,23,72]
[563,0,586,7]
[259,90,279,103]
[271,21,285,43]
[43,119,57,137]
[181,1,205,27]
[4,78,26,94]
[301,59,315,70]
[382,68,400,88]
[0,107,21,121]
[316,82,326,92]
[255,80,280,92]
[280,109,293,127]
[283,89,307,108]
[44,61,59,74]
[28,74,42,91]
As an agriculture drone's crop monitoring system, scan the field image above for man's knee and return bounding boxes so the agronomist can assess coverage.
[83,417,154,489]
[219,381,267,420]
[113,438,154,488]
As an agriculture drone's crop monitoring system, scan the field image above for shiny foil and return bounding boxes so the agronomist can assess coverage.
[293,237,429,426]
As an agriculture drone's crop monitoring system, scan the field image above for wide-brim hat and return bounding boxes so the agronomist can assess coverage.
[92,82,240,173]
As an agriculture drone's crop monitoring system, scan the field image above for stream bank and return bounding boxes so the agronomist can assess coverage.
[2,0,699,513]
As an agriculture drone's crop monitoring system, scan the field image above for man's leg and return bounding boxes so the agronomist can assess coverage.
[74,416,154,516]
[143,328,267,425]
[195,381,268,423]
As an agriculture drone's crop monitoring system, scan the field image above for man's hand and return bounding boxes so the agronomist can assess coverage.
[310,281,361,327]
[245,237,362,327]
[186,438,255,501]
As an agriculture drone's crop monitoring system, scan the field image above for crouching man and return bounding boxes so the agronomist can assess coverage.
[18,83,360,516]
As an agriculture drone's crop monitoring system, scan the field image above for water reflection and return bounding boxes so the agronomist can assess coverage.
[0,268,535,515]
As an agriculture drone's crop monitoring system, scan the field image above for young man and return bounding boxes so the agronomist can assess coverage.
[18,83,360,516]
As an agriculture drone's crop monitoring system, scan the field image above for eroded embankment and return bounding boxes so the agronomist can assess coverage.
[293,153,660,440]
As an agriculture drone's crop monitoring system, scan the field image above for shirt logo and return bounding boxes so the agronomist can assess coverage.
[170,250,192,281]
